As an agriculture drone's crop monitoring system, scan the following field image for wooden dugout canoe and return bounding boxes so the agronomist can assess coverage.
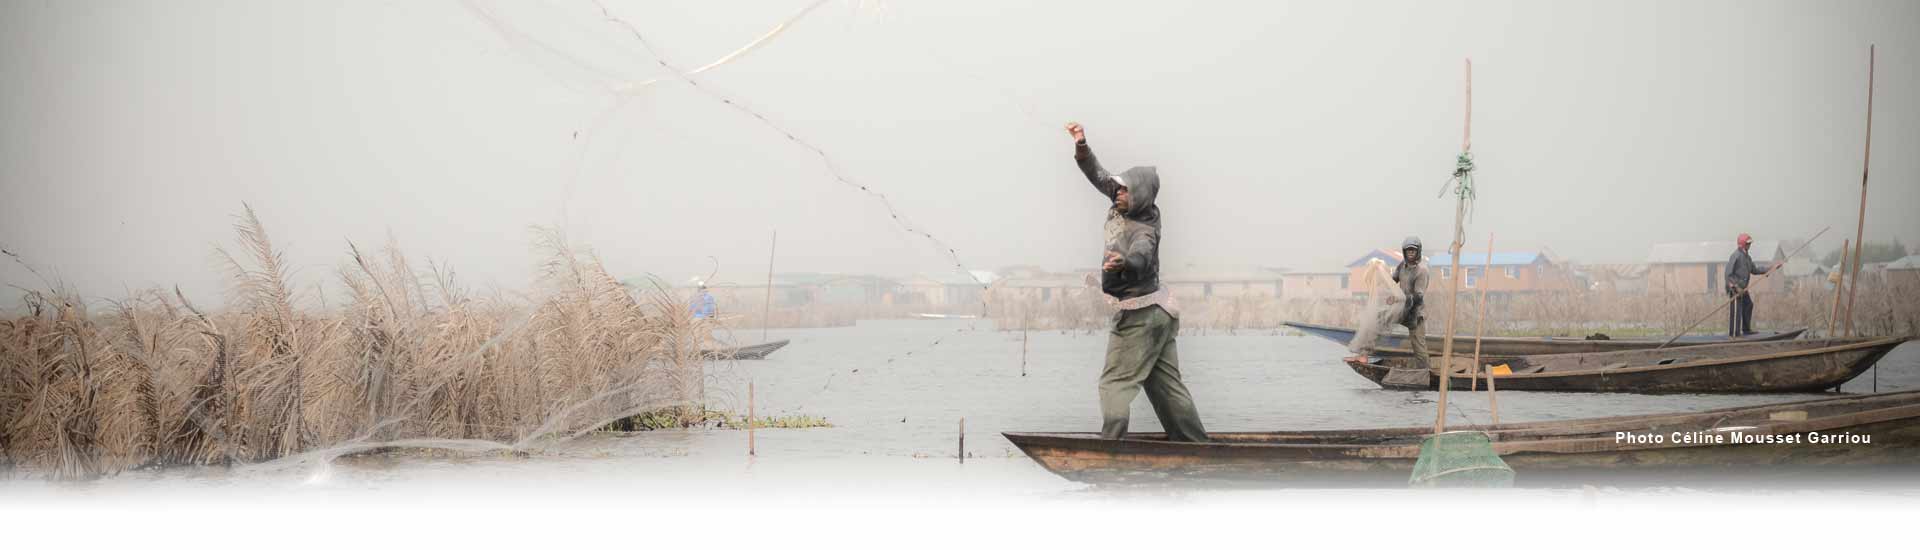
[1004,390,1920,486]
[699,339,791,360]
[1345,337,1907,393]
[1283,320,1806,356]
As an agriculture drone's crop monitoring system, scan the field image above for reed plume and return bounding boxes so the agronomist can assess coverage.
[0,206,706,480]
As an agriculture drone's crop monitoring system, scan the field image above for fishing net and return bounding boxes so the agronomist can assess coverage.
[1348,258,1407,355]
[1408,431,1514,488]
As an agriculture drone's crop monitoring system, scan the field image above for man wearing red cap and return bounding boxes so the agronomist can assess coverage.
[1726,233,1777,337]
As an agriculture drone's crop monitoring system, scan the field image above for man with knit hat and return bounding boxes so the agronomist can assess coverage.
[1726,233,1778,338]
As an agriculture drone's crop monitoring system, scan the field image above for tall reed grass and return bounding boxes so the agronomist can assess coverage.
[978,283,1920,338]
[0,206,707,480]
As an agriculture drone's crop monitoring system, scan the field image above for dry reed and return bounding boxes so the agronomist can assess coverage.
[976,283,1918,339]
[0,206,707,480]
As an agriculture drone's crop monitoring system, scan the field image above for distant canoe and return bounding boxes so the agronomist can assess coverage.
[913,313,979,320]
[1346,337,1908,393]
[1006,390,1920,485]
[700,339,790,360]
[1283,320,1805,356]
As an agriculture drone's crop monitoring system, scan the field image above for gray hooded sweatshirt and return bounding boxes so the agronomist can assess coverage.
[1076,141,1162,301]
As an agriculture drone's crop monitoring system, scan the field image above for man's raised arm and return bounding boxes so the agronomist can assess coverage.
[1067,122,1120,200]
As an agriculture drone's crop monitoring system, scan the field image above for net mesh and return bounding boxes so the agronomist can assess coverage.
[1408,431,1514,488]
[1348,258,1407,356]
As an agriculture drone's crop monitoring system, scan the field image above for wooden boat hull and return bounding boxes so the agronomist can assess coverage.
[1346,337,1907,393]
[1284,321,1805,356]
[1006,391,1920,485]
[700,339,791,360]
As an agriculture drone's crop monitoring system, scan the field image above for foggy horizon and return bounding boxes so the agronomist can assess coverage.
[4,0,1918,308]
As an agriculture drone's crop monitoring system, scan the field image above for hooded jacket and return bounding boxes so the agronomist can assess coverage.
[1076,140,1162,300]
[1391,257,1428,325]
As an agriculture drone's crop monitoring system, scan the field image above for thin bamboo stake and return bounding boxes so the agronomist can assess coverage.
[1657,227,1827,349]
[1486,330,1500,426]
[1472,235,1493,392]
[1480,237,1499,424]
[1829,241,1848,338]
[1020,315,1030,377]
[1434,58,1469,435]
[763,230,777,341]
[748,381,756,457]
[1845,45,1874,337]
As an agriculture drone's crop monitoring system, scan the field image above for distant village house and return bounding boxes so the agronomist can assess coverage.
[1646,240,1785,295]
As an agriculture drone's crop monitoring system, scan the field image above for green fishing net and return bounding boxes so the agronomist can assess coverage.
[1409,431,1514,488]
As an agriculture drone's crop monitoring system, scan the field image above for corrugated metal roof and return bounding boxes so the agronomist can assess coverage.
[1647,241,1783,264]
[1577,263,1650,279]
[1780,258,1828,277]
[1426,252,1546,267]
[1344,249,1403,268]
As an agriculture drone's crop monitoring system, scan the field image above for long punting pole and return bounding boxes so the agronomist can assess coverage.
[1472,235,1493,393]
[1844,45,1875,338]
[1435,58,1470,435]
[1829,241,1848,338]
[1655,227,1828,350]
[763,230,777,341]
[1832,240,1849,392]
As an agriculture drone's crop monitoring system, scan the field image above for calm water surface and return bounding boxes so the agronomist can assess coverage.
[7,319,1918,502]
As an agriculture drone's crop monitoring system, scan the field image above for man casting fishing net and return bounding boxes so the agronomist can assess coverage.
[1391,237,1431,369]
[1067,121,1208,443]
[1355,237,1431,387]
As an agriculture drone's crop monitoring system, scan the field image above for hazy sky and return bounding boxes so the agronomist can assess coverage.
[3,0,1916,307]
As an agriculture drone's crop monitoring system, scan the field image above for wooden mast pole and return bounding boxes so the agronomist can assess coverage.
[1829,240,1847,338]
[1844,45,1874,337]
[1472,235,1493,394]
[1435,58,1470,434]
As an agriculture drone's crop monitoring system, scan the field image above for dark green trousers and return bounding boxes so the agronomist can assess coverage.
[1404,315,1431,371]
[1099,305,1208,442]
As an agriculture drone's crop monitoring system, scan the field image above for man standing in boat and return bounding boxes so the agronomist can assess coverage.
[1067,121,1208,443]
[1726,233,1777,338]
[690,281,717,320]
[1390,237,1431,372]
